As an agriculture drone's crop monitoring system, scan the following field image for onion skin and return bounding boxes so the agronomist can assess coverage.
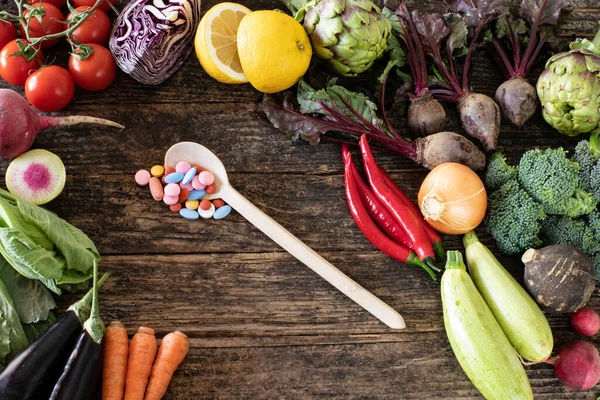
[495,77,537,127]
[109,0,201,85]
[408,91,446,136]
[417,163,487,235]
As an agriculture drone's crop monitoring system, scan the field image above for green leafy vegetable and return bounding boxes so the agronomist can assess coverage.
[0,277,28,364]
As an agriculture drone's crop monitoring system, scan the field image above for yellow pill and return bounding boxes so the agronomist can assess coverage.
[185,200,199,210]
[150,165,165,177]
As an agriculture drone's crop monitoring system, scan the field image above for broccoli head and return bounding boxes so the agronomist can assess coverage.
[588,210,600,242]
[573,139,600,200]
[518,148,598,217]
[485,153,517,191]
[486,179,546,255]
[540,215,600,256]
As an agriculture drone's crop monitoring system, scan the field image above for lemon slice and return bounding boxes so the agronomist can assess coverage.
[195,2,250,84]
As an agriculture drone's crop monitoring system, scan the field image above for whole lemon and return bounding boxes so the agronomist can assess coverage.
[237,10,312,93]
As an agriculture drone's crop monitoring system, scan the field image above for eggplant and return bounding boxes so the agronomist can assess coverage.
[49,331,103,400]
[0,274,108,400]
[51,260,105,400]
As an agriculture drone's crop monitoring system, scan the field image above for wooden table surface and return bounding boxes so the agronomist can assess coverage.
[1,0,600,398]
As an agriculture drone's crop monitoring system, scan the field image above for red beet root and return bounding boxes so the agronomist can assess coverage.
[550,341,600,390]
[571,308,600,337]
[0,89,123,160]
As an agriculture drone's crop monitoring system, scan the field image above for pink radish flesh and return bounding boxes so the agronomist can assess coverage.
[0,89,123,160]
[24,163,51,190]
[571,308,600,337]
[551,340,600,390]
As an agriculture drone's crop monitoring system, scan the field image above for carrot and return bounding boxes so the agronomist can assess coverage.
[102,321,130,400]
[144,331,189,400]
[124,326,158,400]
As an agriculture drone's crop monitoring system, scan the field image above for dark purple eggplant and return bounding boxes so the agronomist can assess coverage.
[0,274,108,400]
[51,260,105,400]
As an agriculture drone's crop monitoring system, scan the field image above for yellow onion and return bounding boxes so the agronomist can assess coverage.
[418,163,487,235]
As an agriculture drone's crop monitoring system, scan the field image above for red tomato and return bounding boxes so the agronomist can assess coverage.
[68,44,116,91]
[72,0,116,13]
[67,7,111,45]
[0,39,44,86]
[21,3,65,49]
[26,0,66,8]
[0,21,17,52]
[25,66,74,112]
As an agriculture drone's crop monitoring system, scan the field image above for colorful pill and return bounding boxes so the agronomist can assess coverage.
[175,161,191,173]
[170,203,182,212]
[205,184,216,194]
[182,167,197,185]
[191,176,206,191]
[150,165,164,177]
[179,182,194,191]
[212,199,225,208]
[135,170,151,186]
[164,172,184,183]
[163,194,179,205]
[187,190,206,201]
[185,200,199,210]
[149,177,163,201]
[164,183,181,197]
[198,171,214,186]
[179,189,190,203]
[199,199,212,210]
[179,208,199,220]
[162,167,175,185]
[198,203,215,219]
[213,205,232,220]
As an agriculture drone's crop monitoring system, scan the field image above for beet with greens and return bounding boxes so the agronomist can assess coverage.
[492,0,563,126]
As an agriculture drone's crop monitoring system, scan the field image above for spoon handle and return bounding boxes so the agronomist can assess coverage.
[221,186,405,330]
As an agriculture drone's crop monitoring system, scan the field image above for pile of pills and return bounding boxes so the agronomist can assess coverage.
[135,161,232,220]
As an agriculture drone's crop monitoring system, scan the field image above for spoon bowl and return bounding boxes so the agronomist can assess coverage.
[165,142,229,200]
[163,141,405,329]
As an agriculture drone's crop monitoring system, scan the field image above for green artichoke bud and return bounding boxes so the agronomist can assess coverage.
[282,0,392,76]
[537,23,600,137]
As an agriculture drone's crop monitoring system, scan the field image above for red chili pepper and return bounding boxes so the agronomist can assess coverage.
[347,157,414,249]
[379,169,445,261]
[342,145,437,279]
[358,135,437,266]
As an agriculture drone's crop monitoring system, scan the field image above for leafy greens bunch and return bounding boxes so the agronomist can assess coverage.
[484,137,600,277]
[0,188,100,366]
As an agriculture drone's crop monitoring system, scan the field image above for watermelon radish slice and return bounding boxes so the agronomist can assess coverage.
[6,149,66,205]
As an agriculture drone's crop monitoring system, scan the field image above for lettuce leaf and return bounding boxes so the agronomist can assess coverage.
[0,276,28,365]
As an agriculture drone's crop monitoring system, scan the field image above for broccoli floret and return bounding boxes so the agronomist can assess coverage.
[540,215,600,255]
[574,140,600,200]
[486,179,546,255]
[485,153,517,191]
[588,210,600,242]
[518,148,598,217]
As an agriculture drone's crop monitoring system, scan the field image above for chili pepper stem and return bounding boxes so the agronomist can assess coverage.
[433,241,446,264]
[424,257,442,273]
[406,252,438,280]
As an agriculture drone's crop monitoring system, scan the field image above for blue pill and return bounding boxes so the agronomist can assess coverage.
[179,208,199,220]
[164,172,184,183]
[187,189,206,200]
[213,205,232,220]
[182,167,197,185]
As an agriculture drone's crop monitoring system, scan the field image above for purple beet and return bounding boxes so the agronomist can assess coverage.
[457,92,501,152]
[0,89,123,159]
[408,91,446,137]
[495,77,537,127]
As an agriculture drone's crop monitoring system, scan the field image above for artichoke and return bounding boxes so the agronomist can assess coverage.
[536,22,600,137]
[282,0,392,76]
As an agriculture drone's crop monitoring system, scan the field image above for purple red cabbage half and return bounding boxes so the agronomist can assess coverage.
[109,0,201,85]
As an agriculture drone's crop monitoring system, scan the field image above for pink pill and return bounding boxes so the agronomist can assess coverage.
[149,177,163,201]
[135,170,151,186]
[164,183,181,196]
[198,171,214,186]
[179,182,194,191]
[163,194,179,205]
[175,161,191,173]
[191,176,206,191]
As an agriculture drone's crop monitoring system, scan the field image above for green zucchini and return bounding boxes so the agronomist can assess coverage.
[464,231,553,362]
[442,251,533,400]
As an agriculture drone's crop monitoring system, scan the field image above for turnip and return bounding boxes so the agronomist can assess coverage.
[491,0,563,126]
[390,2,506,151]
[0,89,123,160]
[547,341,600,390]
[571,308,600,337]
